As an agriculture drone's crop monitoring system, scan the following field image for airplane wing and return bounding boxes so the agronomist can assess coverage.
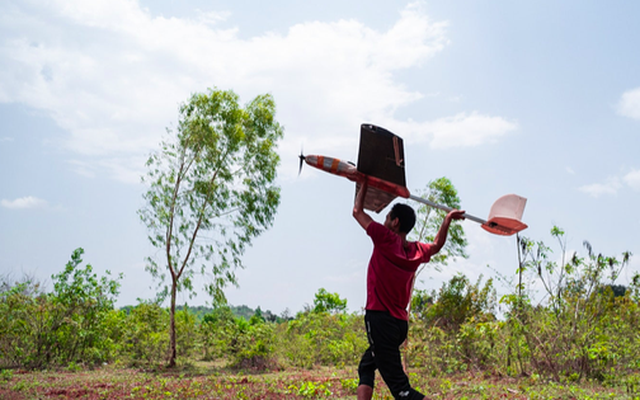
[356,124,408,213]
[355,183,398,213]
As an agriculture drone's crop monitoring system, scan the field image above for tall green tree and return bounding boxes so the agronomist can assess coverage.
[411,177,468,277]
[139,88,283,367]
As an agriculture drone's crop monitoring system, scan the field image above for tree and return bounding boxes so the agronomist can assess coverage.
[312,288,347,314]
[410,177,468,282]
[138,88,283,367]
[405,177,468,367]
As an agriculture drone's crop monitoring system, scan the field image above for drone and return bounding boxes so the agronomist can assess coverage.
[299,123,528,236]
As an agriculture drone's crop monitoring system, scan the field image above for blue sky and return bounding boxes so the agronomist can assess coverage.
[1,0,639,314]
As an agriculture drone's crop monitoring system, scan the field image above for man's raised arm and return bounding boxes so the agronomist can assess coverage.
[431,209,465,254]
[353,179,373,230]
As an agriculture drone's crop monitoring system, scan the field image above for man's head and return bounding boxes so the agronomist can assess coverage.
[384,203,416,234]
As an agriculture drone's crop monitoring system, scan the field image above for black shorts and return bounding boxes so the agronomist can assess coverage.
[357,310,425,400]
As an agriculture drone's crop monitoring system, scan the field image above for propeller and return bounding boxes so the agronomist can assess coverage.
[298,146,305,176]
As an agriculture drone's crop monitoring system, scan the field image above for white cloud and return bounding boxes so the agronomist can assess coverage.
[99,156,147,184]
[617,87,640,120]
[1,196,48,209]
[580,169,640,197]
[195,9,231,26]
[0,0,514,182]
[0,136,14,142]
[623,169,640,191]
[579,177,622,197]
[425,112,517,149]
[386,112,517,149]
[66,159,97,179]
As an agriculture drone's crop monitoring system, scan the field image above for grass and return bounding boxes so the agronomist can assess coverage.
[1,363,639,399]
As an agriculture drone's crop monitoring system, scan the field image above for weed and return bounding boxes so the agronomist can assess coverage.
[288,380,333,398]
[340,377,359,393]
[0,369,13,382]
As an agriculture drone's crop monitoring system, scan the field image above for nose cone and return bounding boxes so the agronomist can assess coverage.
[304,155,357,178]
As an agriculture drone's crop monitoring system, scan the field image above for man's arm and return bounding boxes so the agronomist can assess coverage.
[353,179,373,230]
[430,209,466,254]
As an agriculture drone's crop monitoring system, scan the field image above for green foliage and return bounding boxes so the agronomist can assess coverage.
[507,227,637,382]
[411,177,468,271]
[48,248,123,366]
[340,377,359,393]
[229,304,256,320]
[287,380,333,398]
[0,249,122,369]
[312,288,347,314]
[0,277,43,368]
[200,306,277,370]
[406,324,462,374]
[2,224,639,391]
[228,317,276,370]
[412,274,496,332]
[0,369,12,381]
[120,302,169,366]
[278,312,367,369]
[456,319,504,370]
[171,304,281,322]
[138,88,283,366]
[200,306,235,361]
[175,306,199,359]
[407,274,498,374]
[139,88,283,305]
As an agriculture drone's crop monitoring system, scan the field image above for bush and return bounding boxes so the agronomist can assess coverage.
[0,278,45,368]
[0,249,122,369]
[200,306,236,361]
[277,312,367,368]
[508,228,638,382]
[228,317,277,370]
[175,307,199,360]
[412,274,496,333]
[120,302,169,366]
[200,306,277,370]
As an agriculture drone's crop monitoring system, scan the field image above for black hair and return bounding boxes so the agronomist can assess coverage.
[389,203,416,233]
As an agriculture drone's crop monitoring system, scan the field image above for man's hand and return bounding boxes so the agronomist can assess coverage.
[448,209,466,221]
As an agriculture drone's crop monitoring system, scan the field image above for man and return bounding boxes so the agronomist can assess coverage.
[352,179,465,400]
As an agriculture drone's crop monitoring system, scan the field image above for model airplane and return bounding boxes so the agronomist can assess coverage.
[299,124,528,236]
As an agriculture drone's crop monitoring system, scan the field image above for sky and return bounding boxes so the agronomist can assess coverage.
[1,0,640,315]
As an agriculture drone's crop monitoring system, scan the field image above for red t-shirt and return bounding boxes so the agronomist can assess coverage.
[365,221,434,321]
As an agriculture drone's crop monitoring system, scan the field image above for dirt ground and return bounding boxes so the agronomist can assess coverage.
[0,364,636,399]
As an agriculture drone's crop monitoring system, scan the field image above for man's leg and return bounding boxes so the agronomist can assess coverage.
[357,344,376,397]
[357,384,374,400]
[366,311,425,400]
[357,316,377,400]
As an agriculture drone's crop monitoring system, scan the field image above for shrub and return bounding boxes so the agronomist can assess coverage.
[0,249,122,369]
[121,302,169,366]
[277,312,366,368]
[228,318,277,370]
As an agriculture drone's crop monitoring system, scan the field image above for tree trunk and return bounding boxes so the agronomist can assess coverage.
[168,279,177,368]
